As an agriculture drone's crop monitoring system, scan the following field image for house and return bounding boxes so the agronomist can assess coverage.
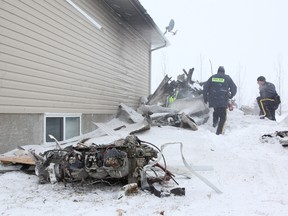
[0,0,168,153]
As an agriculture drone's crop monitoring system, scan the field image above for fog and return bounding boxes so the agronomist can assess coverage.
[140,0,288,110]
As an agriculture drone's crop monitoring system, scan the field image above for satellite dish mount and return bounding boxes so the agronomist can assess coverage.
[164,19,177,35]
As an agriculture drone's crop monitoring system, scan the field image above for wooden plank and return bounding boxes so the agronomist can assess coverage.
[0,156,36,165]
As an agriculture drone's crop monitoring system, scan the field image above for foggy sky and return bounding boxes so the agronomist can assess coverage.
[140,0,287,109]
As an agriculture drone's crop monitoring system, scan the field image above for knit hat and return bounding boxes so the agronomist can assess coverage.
[217,66,225,74]
[257,76,266,82]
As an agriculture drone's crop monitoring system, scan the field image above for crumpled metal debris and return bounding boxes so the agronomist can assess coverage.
[28,135,186,197]
[110,69,209,133]
[29,135,157,184]
[261,131,288,147]
[137,69,209,130]
[146,112,198,131]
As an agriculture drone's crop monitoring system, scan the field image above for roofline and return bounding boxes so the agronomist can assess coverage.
[130,0,169,50]
[102,0,169,51]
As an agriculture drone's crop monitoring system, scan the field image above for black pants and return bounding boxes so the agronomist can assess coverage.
[213,107,227,135]
[256,97,277,120]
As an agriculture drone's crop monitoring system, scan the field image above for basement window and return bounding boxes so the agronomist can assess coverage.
[44,114,81,143]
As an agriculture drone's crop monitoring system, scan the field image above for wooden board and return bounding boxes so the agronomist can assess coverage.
[0,155,35,165]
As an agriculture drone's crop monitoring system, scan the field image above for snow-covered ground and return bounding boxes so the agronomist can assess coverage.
[1,109,288,216]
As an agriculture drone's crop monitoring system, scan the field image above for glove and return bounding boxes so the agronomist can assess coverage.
[228,92,232,99]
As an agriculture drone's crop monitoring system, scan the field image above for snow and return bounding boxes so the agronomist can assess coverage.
[1,109,288,216]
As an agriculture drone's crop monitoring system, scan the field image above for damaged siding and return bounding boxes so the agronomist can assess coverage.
[0,0,150,114]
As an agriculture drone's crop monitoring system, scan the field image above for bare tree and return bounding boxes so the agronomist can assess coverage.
[161,51,168,78]
[236,62,247,108]
[209,59,213,75]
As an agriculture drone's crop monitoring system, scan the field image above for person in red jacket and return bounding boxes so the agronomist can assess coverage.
[256,76,281,121]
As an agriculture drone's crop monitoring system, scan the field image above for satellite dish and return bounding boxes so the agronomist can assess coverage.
[164,19,177,35]
[166,19,175,32]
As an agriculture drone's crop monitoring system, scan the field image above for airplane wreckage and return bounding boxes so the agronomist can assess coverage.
[139,68,209,129]
[0,69,224,197]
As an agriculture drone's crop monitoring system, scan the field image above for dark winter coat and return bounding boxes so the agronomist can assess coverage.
[203,72,237,108]
[259,82,277,99]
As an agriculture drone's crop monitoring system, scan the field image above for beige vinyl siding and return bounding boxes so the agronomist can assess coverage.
[0,0,150,114]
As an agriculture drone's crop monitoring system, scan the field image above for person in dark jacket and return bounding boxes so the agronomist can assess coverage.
[256,76,280,121]
[203,66,237,135]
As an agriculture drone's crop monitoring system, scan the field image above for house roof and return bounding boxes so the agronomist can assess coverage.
[102,0,168,51]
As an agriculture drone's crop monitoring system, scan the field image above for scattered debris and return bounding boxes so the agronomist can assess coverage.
[117,103,144,123]
[141,69,209,128]
[148,112,198,130]
[116,209,125,216]
[0,147,35,166]
[0,155,35,165]
[240,105,259,115]
[92,122,120,137]
[29,135,157,185]
[261,131,288,147]
[118,183,138,199]
[0,163,34,174]
[26,134,189,197]
[129,121,151,134]
[0,147,36,173]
